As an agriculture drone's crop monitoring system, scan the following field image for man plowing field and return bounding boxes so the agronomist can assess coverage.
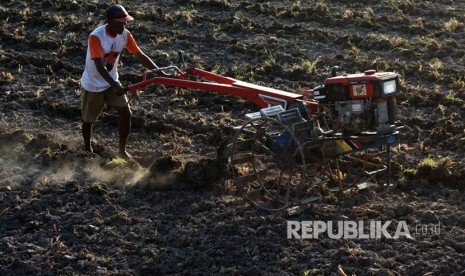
[79,4,402,212]
[80,4,159,160]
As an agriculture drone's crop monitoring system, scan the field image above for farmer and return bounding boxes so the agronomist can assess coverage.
[80,4,159,159]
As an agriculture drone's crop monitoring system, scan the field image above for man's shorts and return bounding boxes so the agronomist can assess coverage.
[81,87,129,123]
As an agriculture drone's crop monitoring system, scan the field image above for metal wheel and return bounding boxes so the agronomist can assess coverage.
[229,117,306,211]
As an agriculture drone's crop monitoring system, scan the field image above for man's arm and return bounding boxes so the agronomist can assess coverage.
[134,50,159,70]
[93,58,125,95]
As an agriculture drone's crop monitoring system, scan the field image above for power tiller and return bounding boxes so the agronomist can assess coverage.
[129,61,402,211]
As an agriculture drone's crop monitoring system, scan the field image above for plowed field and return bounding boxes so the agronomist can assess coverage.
[1,0,465,275]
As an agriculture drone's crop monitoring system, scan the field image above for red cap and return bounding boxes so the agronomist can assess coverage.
[107,5,134,22]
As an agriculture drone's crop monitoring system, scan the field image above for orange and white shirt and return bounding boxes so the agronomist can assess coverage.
[81,24,140,92]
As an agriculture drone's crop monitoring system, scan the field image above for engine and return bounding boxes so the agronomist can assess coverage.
[311,69,399,135]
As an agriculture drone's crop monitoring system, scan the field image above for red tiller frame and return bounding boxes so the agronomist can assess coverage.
[128,67,305,108]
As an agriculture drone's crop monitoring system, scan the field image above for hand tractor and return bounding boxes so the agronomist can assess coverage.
[129,55,402,211]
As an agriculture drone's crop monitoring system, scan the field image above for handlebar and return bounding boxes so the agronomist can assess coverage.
[128,65,187,96]
[143,66,185,81]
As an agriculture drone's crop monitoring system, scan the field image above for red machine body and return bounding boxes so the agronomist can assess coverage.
[309,70,399,134]
[315,70,398,102]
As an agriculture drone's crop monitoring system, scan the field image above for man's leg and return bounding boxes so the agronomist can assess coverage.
[81,90,103,153]
[82,121,94,152]
[116,106,132,159]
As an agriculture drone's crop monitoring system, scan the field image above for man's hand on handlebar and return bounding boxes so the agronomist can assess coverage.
[111,82,126,96]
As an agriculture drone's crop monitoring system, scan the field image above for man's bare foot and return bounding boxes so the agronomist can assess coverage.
[118,150,133,160]
[85,146,93,153]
